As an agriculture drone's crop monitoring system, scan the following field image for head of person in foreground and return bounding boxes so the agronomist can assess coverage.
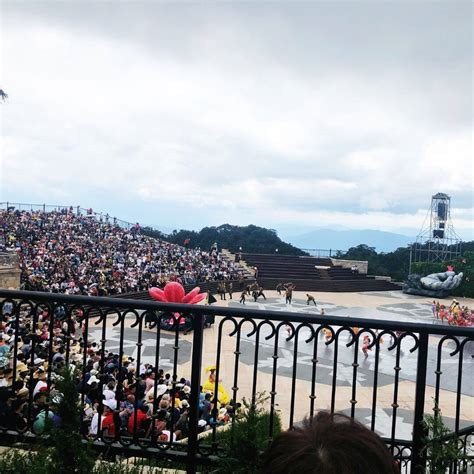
[261,411,399,474]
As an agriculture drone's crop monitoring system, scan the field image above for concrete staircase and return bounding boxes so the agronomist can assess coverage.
[241,253,401,293]
[220,248,253,278]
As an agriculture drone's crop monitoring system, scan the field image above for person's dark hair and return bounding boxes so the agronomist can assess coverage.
[156,410,167,421]
[261,412,398,474]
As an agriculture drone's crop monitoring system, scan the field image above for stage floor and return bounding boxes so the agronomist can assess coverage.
[89,290,474,439]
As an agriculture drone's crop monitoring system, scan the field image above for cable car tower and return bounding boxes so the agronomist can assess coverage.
[409,193,462,272]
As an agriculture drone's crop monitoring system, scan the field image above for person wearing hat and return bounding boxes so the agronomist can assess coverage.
[217,407,229,424]
[15,361,29,377]
[202,365,229,405]
[197,418,207,433]
[101,399,117,437]
[32,369,48,396]
[16,386,29,399]
[85,375,102,405]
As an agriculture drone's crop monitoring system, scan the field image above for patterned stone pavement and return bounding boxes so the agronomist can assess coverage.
[227,292,474,396]
[88,290,474,439]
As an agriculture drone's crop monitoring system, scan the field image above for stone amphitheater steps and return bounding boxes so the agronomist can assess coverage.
[241,253,401,293]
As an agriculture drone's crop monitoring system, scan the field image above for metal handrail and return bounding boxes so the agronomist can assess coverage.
[0,288,472,473]
[0,289,472,337]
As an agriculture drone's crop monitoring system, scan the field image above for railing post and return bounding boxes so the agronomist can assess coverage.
[411,332,429,473]
[187,312,205,473]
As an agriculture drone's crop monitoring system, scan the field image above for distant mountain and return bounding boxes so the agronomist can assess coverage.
[284,228,413,253]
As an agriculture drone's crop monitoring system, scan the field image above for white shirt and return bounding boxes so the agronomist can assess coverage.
[103,388,115,400]
[89,412,105,436]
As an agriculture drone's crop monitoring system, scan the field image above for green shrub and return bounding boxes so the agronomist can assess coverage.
[422,407,467,474]
[0,449,51,474]
[206,393,281,473]
[0,450,168,474]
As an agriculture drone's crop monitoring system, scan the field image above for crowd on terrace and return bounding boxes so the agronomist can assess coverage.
[0,302,233,441]
[0,208,244,295]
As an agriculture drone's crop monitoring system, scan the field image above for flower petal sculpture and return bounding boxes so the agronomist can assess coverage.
[149,282,206,305]
[148,282,207,331]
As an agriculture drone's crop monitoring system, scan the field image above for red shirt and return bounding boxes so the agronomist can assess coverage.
[102,413,116,437]
[128,410,148,435]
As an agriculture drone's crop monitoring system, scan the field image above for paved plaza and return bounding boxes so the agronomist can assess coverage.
[91,290,474,440]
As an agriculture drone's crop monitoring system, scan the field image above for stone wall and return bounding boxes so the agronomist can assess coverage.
[330,258,368,274]
[0,252,21,289]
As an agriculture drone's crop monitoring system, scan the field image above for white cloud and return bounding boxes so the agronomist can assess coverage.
[0,2,472,237]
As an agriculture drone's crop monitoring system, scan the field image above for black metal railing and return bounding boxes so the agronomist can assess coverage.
[0,289,472,473]
[300,248,347,257]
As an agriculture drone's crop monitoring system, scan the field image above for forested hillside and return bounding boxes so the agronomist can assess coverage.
[142,224,306,256]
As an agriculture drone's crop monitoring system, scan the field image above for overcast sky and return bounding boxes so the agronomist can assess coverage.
[0,1,472,239]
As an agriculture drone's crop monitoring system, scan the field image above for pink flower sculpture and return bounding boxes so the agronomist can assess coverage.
[149,282,206,305]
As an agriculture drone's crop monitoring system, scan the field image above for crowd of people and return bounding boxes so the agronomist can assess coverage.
[0,208,245,295]
[0,302,234,441]
[430,299,473,327]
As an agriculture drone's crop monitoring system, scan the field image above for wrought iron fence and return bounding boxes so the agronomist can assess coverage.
[0,289,472,473]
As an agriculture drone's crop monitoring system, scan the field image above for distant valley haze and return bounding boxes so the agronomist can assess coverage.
[150,223,473,254]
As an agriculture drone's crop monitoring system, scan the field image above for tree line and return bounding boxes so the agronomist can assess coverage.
[141,224,305,256]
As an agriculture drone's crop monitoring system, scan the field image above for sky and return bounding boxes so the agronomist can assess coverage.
[0,0,472,241]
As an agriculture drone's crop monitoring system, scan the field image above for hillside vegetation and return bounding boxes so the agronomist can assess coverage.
[142,224,306,256]
[336,243,474,297]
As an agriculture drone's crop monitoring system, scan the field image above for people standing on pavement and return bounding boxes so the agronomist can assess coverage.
[218,282,226,300]
[362,335,371,358]
[306,294,317,306]
[206,289,217,305]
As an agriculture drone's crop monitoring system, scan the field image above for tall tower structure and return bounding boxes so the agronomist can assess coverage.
[409,193,462,272]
